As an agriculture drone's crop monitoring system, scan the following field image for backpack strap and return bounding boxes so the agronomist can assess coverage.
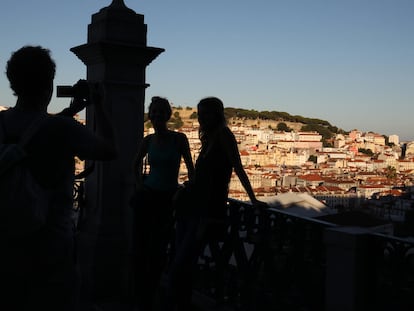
[18,115,48,148]
[0,113,48,175]
[0,111,47,147]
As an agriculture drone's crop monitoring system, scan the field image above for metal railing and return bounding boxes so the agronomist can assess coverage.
[192,199,414,311]
[369,232,414,310]
[72,179,86,232]
[71,183,414,310]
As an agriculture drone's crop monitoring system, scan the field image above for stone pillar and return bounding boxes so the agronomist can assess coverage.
[70,0,164,301]
[324,227,376,311]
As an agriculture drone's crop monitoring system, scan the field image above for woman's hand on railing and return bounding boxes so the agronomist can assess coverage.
[251,198,268,215]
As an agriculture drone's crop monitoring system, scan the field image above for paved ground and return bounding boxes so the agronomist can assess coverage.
[79,290,235,311]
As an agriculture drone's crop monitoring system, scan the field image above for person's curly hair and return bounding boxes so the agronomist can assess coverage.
[6,45,56,97]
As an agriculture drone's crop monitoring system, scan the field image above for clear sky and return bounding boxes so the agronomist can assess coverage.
[1,0,413,141]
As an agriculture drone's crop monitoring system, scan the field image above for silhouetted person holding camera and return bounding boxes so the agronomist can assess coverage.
[131,96,194,311]
[165,97,267,310]
[0,45,117,311]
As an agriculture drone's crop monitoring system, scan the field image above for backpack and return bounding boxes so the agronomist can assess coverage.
[0,112,50,237]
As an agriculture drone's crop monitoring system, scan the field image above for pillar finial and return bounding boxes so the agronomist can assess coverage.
[110,0,126,8]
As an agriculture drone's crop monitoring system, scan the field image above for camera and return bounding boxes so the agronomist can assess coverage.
[56,79,90,99]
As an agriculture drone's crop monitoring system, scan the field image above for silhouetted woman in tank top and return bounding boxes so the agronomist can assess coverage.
[132,96,194,310]
[165,97,267,310]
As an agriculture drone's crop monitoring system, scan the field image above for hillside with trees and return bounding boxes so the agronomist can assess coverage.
[145,106,349,146]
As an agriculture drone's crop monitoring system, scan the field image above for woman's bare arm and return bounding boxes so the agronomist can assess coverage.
[179,133,195,182]
[220,128,260,204]
[133,135,150,189]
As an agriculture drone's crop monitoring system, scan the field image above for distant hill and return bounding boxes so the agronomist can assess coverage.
[154,106,348,147]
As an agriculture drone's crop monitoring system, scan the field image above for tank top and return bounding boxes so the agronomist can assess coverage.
[194,127,233,218]
[144,132,182,192]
